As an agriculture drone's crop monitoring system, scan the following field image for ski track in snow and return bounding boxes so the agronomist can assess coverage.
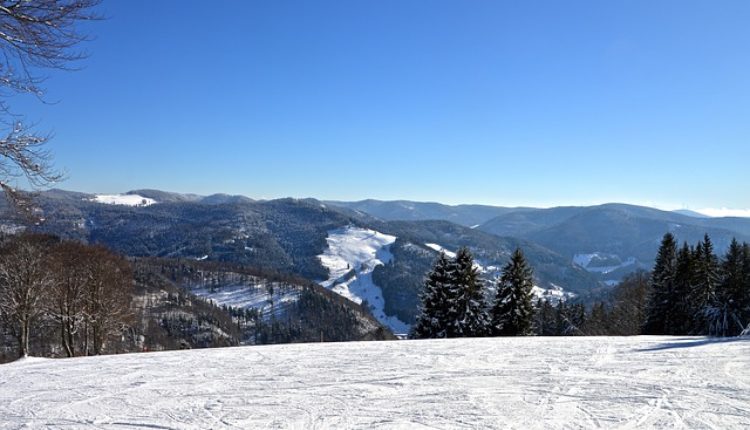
[1,336,749,429]
[318,226,409,334]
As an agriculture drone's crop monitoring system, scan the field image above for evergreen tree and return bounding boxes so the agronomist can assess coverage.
[535,298,556,336]
[411,252,454,339]
[491,248,535,336]
[568,303,586,335]
[445,247,490,337]
[742,242,750,334]
[642,233,677,335]
[712,239,747,336]
[691,234,720,334]
[671,242,695,335]
[555,300,570,336]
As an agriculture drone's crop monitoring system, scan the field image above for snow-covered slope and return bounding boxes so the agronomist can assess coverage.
[1,336,748,429]
[188,280,300,319]
[90,194,157,206]
[318,226,409,334]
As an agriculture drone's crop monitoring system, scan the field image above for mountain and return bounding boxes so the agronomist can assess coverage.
[325,199,750,285]
[479,203,750,284]
[673,209,710,218]
[0,189,602,332]
[326,199,525,227]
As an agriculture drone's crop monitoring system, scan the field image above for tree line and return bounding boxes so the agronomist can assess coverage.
[643,233,750,337]
[0,233,133,358]
[413,233,750,339]
[411,247,535,338]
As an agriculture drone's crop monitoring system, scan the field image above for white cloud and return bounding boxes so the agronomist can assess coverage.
[694,208,750,218]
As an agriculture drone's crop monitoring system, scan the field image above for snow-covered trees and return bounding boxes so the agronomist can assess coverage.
[412,247,535,339]
[491,249,535,336]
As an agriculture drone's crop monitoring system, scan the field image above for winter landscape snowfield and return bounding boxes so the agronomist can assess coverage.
[1,336,749,429]
[318,226,410,334]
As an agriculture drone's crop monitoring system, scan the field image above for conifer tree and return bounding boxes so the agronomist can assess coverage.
[491,248,535,336]
[691,234,720,334]
[671,242,695,335]
[642,233,677,335]
[712,239,746,336]
[555,300,571,336]
[411,252,454,339]
[535,298,556,336]
[445,247,490,337]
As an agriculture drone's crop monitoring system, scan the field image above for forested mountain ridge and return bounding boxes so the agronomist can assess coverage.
[0,189,605,329]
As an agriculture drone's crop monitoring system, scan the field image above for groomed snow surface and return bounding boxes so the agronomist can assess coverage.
[1,336,748,429]
[318,226,409,334]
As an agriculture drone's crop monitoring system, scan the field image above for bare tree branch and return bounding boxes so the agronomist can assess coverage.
[0,0,100,214]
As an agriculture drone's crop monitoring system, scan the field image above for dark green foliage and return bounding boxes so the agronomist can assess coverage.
[535,298,557,336]
[373,239,434,324]
[446,248,490,337]
[710,239,747,336]
[411,248,492,338]
[491,248,535,336]
[642,233,677,335]
[670,243,696,334]
[411,253,454,338]
[690,235,721,334]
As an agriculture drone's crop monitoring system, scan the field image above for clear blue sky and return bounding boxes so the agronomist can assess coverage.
[13,1,750,210]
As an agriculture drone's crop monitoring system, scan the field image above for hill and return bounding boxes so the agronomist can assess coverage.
[1,336,748,428]
[1,189,601,332]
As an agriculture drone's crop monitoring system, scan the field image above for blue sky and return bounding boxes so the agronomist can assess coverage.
[11,1,750,211]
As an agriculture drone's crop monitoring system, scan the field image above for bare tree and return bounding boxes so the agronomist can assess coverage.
[0,234,56,357]
[0,1,100,212]
[83,245,133,355]
[49,241,90,357]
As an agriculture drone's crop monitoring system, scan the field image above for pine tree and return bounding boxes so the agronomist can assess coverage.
[691,234,720,334]
[742,242,750,334]
[642,233,677,335]
[671,242,695,335]
[445,247,490,337]
[535,298,556,336]
[568,303,586,335]
[712,239,746,336]
[411,252,454,339]
[491,248,535,336]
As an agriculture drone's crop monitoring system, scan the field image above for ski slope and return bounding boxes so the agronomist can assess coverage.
[318,226,409,334]
[1,336,749,429]
[90,194,157,206]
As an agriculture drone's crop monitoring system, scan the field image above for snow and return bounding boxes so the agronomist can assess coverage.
[188,281,300,319]
[425,242,457,258]
[90,194,157,207]
[532,284,577,302]
[318,226,409,334]
[1,336,748,428]
[695,207,750,218]
[572,252,636,274]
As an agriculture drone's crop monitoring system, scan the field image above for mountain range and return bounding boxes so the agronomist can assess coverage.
[3,189,749,334]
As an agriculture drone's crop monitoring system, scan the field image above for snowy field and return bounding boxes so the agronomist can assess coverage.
[90,194,156,207]
[1,336,749,429]
[318,226,409,334]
